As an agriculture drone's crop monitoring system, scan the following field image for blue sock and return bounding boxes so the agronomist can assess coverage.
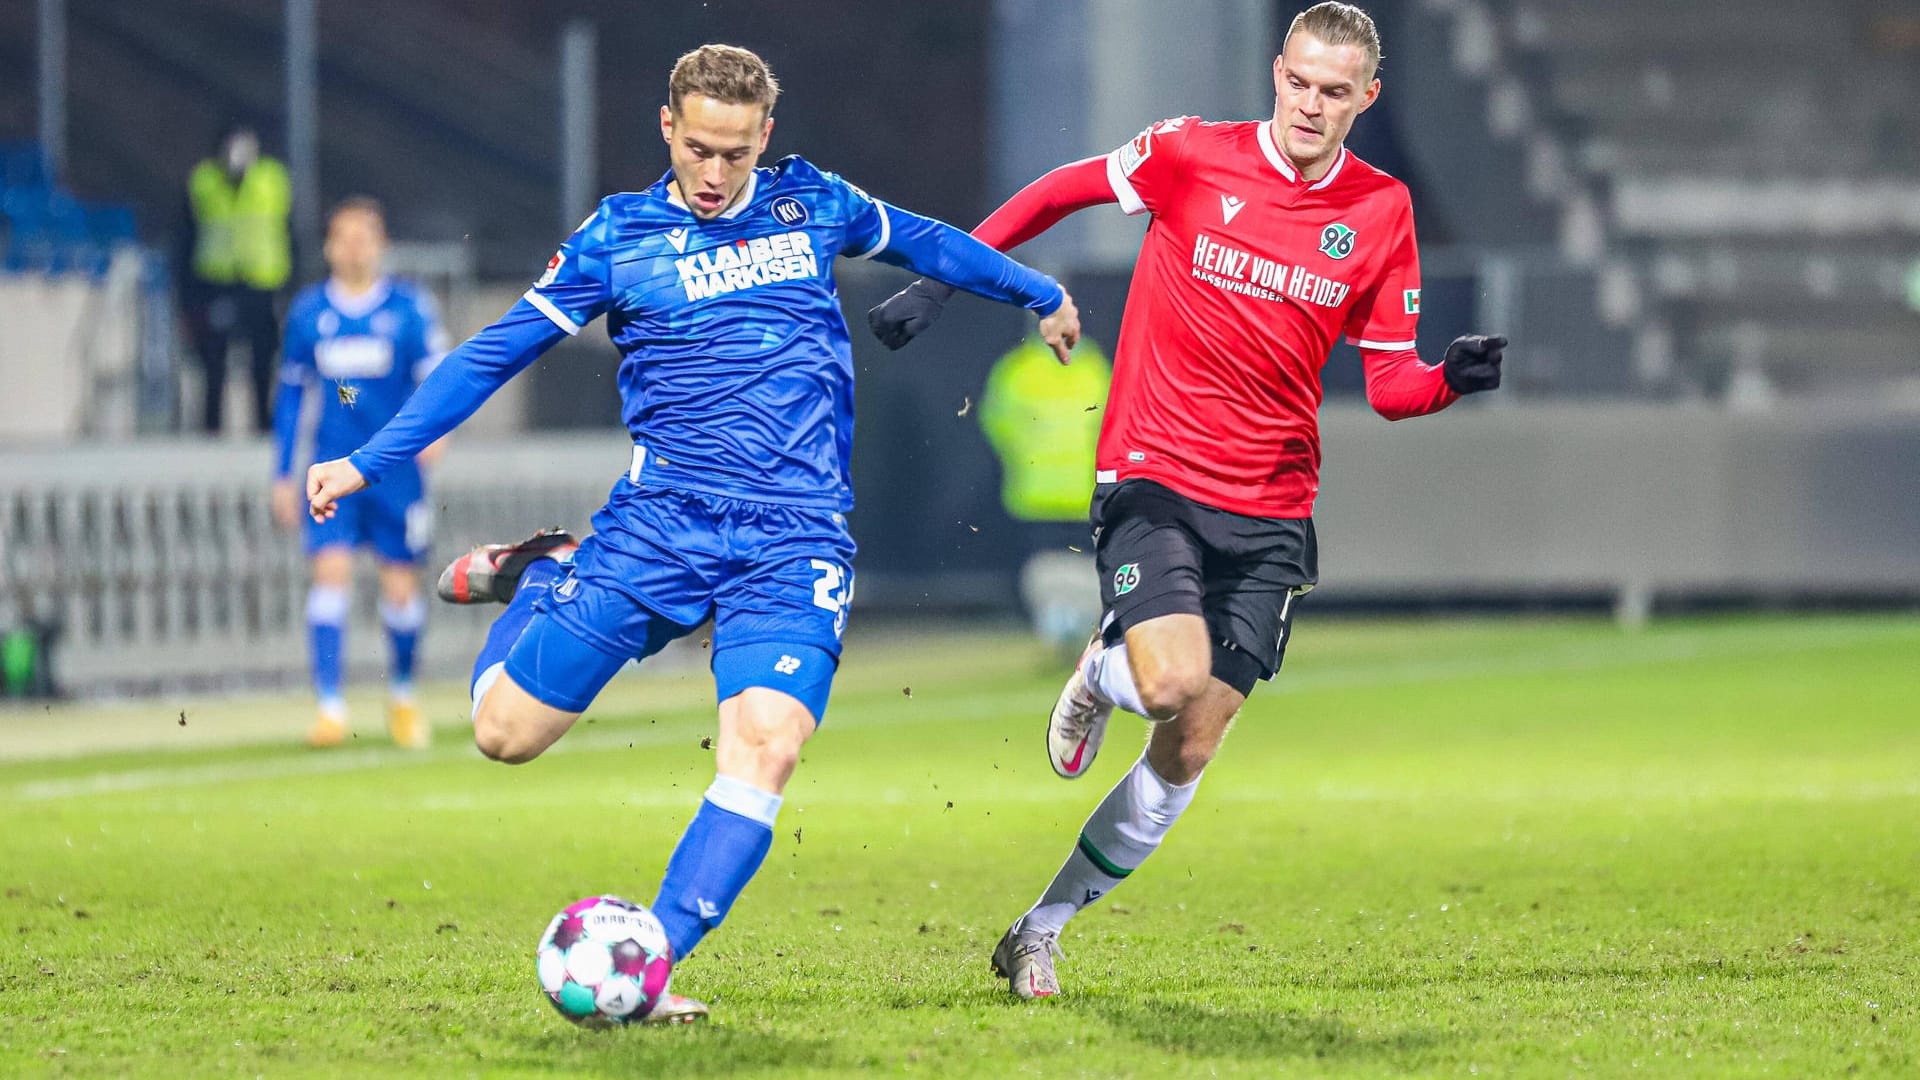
[469,556,565,697]
[381,595,427,697]
[653,775,781,961]
[307,585,350,711]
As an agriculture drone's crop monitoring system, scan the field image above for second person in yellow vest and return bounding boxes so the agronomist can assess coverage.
[177,123,294,434]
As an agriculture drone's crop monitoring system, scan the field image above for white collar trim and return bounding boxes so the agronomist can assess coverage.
[1256,119,1297,181]
[666,171,760,220]
[1256,120,1348,190]
[325,277,392,318]
[1310,148,1350,191]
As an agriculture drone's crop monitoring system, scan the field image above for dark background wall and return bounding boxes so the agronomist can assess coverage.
[1,0,995,276]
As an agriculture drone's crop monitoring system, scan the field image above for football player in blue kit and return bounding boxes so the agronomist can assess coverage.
[303,45,1081,1021]
[272,197,449,751]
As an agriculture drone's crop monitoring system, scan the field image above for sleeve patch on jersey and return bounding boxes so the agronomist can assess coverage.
[1117,129,1154,177]
[1105,152,1147,216]
[536,251,563,289]
[1403,289,1421,315]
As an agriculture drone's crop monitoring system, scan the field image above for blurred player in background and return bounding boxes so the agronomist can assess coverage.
[305,45,1080,1022]
[271,198,449,750]
[870,2,1508,998]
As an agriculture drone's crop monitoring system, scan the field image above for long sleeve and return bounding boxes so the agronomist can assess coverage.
[1361,346,1458,421]
[971,156,1118,251]
[346,299,567,482]
[866,203,1065,315]
[270,372,307,477]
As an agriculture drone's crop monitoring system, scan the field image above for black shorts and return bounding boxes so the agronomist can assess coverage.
[1091,479,1317,690]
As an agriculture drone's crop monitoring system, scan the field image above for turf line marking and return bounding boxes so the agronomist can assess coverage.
[7,620,1911,803]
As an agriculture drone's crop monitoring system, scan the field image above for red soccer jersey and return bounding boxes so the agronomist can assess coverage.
[1097,116,1437,518]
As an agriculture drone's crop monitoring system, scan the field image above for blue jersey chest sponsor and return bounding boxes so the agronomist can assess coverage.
[671,229,821,302]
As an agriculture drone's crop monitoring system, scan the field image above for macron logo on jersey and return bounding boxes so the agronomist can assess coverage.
[675,231,819,301]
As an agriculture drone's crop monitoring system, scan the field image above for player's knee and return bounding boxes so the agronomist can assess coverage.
[1136,663,1209,720]
[472,700,543,765]
[730,710,808,773]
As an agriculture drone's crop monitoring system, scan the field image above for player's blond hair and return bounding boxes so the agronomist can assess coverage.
[668,44,780,116]
[1286,2,1383,81]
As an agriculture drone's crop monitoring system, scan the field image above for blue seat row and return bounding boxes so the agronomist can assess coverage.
[1,142,140,278]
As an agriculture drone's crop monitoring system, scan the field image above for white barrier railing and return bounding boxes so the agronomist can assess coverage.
[0,436,625,693]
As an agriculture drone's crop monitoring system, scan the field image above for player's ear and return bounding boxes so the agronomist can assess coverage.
[659,105,675,145]
[1357,79,1381,114]
[758,115,774,152]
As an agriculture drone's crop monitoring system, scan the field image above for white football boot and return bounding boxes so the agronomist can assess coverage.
[991,924,1063,1000]
[641,992,709,1024]
[1047,632,1114,779]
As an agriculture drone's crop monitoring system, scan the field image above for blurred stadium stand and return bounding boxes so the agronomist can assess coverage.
[1,0,1916,694]
[1488,0,1920,401]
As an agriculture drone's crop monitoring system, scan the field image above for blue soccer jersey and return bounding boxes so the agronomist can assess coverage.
[340,153,1063,715]
[275,277,449,481]
[348,155,1063,511]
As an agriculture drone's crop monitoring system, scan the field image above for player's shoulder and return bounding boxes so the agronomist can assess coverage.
[762,154,861,200]
[384,277,440,316]
[1336,151,1411,203]
[589,190,657,229]
[1127,114,1209,151]
[288,282,330,319]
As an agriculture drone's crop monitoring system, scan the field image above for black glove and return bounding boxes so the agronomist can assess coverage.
[1442,334,1507,395]
[867,279,956,351]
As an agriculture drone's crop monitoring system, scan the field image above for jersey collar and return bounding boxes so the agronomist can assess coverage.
[324,276,392,318]
[662,170,760,221]
[1256,119,1349,191]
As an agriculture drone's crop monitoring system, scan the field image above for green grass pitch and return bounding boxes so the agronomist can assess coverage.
[1,615,1915,1077]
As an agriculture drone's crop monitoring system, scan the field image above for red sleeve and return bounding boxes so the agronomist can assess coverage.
[972,157,1117,251]
[1343,194,1423,351]
[1104,116,1199,217]
[1360,346,1457,421]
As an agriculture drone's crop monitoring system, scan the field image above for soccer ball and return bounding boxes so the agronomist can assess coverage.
[535,895,674,1027]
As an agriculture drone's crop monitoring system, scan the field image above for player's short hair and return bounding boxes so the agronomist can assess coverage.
[669,44,780,117]
[327,195,386,232]
[1285,2,1384,81]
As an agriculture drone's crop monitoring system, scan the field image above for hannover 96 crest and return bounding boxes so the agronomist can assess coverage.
[1319,223,1356,260]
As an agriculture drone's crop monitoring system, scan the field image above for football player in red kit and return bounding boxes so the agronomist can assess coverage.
[869,1,1508,998]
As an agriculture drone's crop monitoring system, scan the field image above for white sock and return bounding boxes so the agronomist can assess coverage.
[1088,641,1147,716]
[1016,752,1201,935]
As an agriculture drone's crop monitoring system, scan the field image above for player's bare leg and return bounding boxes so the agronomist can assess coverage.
[646,687,820,1023]
[305,547,355,748]
[1048,612,1212,777]
[1143,677,1243,784]
[1003,676,1243,998]
[471,674,581,764]
[377,562,430,749]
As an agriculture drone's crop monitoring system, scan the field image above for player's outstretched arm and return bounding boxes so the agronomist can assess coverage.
[868,157,1116,350]
[866,202,1083,357]
[339,302,570,490]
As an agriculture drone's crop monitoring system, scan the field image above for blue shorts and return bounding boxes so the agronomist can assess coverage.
[306,469,430,564]
[503,479,857,722]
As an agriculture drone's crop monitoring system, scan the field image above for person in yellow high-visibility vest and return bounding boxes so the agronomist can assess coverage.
[177,124,294,434]
[978,333,1112,650]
